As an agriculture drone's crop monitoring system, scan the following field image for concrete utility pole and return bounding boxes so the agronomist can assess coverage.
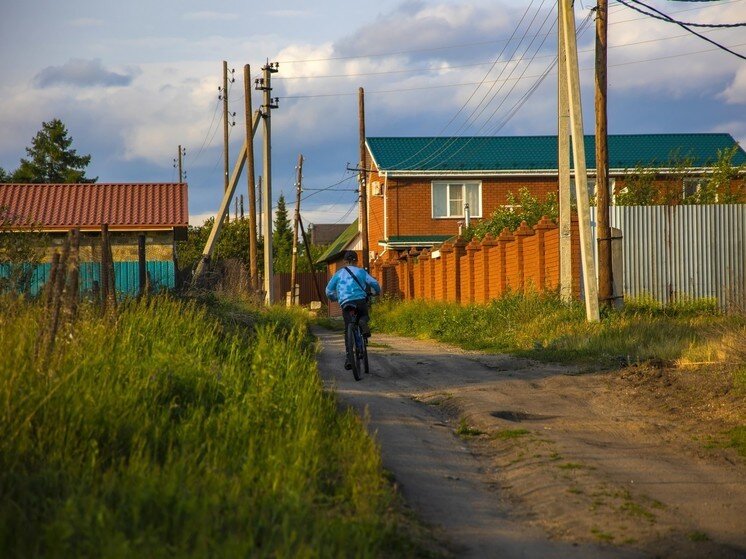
[558,13,572,303]
[595,0,613,307]
[244,64,259,291]
[290,154,303,305]
[358,87,370,270]
[222,61,230,197]
[177,145,185,183]
[560,0,600,322]
[257,61,279,305]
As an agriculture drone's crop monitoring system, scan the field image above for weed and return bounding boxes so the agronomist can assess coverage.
[620,502,656,523]
[567,487,583,495]
[688,531,710,542]
[558,462,587,470]
[591,528,615,542]
[456,418,485,438]
[0,296,425,557]
[726,426,746,457]
[491,428,530,440]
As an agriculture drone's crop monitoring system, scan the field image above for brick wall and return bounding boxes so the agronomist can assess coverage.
[371,216,582,304]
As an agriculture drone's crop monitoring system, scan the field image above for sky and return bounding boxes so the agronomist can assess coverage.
[1,0,744,227]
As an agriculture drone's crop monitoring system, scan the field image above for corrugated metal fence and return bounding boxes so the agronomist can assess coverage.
[272,271,328,305]
[590,205,746,309]
[0,261,176,297]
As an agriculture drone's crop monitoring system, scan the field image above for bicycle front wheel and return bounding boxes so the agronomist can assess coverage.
[346,322,362,381]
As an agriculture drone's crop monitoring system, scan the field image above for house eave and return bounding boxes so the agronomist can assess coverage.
[379,166,723,178]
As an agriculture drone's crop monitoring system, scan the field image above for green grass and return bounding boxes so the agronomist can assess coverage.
[455,418,485,438]
[371,293,742,366]
[688,531,710,542]
[726,426,746,457]
[491,429,530,440]
[0,295,427,558]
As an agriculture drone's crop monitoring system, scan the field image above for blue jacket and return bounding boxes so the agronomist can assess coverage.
[325,265,381,307]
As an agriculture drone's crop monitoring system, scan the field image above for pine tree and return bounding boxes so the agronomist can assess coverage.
[11,119,96,183]
[272,194,294,273]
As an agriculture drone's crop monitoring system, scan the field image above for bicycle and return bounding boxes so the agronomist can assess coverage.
[343,304,369,381]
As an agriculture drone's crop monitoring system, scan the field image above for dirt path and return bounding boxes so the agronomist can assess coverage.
[313,327,746,559]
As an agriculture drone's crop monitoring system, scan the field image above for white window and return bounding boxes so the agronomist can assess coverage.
[432,181,482,218]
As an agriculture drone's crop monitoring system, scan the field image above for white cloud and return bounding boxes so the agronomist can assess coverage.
[265,10,310,18]
[182,11,238,21]
[721,65,746,105]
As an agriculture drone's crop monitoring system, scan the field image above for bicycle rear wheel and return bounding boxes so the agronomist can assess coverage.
[346,322,362,381]
[361,336,369,375]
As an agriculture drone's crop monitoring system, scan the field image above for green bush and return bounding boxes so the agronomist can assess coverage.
[464,188,558,241]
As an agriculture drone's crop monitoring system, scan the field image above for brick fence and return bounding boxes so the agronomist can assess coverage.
[370,216,582,303]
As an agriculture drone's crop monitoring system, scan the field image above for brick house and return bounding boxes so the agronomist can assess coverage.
[0,182,188,294]
[363,133,746,259]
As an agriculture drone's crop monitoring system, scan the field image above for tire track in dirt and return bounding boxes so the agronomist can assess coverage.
[314,327,746,559]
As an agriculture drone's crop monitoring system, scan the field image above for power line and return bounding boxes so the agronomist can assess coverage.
[268,0,741,66]
[616,0,746,60]
[192,99,221,165]
[278,36,744,101]
[301,173,356,202]
[619,0,746,27]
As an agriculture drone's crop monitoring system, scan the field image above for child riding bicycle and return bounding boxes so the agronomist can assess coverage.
[325,251,381,370]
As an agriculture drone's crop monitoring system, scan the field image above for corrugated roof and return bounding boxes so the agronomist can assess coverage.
[367,133,746,173]
[0,183,188,230]
[316,219,359,264]
[310,223,353,245]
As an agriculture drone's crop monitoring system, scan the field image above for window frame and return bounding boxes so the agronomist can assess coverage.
[431,180,482,219]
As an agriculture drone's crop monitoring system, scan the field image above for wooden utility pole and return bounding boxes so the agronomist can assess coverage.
[193,112,261,280]
[244,64,259,291]
[299,215,325,303]
[222,60,230,199]
[560,0,600,322]
[258,61,279,305]
[358,87,370,270]
[290,154,303,305]
[595,0,613,307]
[558,11,572,303]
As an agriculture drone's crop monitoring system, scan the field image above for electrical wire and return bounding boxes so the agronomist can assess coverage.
[616,0,746,60]
[620,0,746,27]
[402,2,564,172]
[270,0,742,65]
[192,99,221,165]
[301,173,357,202]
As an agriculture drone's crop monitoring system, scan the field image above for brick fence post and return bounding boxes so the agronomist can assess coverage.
[494,227,513,297]
[406,247,418,300]
[438,242,453,301]
[452,237,467,303]
[534,216,556,292]
[418,249,429,300]
[465,238,480,304]
[513,221,535,292]
[478,233,498,302]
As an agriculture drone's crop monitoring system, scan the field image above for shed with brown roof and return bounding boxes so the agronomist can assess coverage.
[0,182,189,294]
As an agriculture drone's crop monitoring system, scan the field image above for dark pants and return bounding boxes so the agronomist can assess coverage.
[342,299,370,358]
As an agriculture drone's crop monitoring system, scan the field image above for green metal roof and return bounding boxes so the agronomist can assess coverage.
[385,235,452,247]
[367,134,746,173]
[316,219,359,263]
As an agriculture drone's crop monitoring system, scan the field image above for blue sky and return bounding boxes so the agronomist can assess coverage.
[1,0,744,226]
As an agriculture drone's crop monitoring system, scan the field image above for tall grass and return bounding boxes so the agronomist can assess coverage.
[0,296,417,557]
[371,292,741,366]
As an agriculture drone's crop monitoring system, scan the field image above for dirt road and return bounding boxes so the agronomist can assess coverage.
[313,327,746,559]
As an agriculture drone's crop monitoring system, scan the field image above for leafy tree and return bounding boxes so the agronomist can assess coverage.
[615,164,658,206]
[11,119,96,183]
[464,188,558,241]
[272,194,294,273]
[0,167,9,183]
[701,145,745,204]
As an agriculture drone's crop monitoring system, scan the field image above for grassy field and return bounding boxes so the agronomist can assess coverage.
[370,293,746,455]
[0,295,428,558]
[371,292,744,367]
